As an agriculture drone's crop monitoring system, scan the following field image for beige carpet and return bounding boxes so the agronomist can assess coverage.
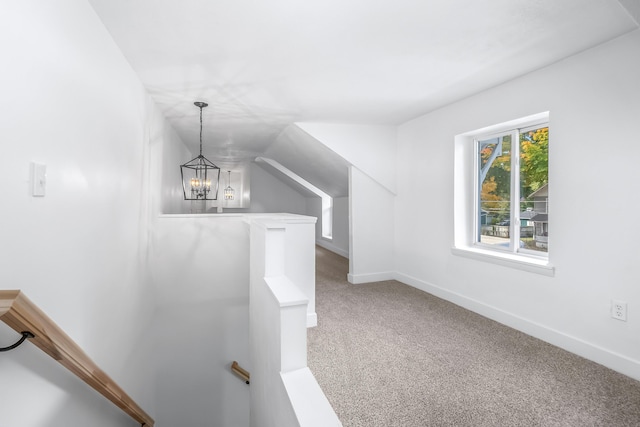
[308,246,640,426]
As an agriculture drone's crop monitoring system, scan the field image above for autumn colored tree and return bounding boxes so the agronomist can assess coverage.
[481,177,501,207]
[480,129,548,221]
[480,137,511,219]
[520,127,549,198]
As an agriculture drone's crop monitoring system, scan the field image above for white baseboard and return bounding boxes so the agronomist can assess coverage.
[307,312,317,328]
[394,271,640,381]
[316,239,349,258]
[347,271,395,284]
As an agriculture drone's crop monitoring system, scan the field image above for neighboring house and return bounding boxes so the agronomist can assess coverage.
[480,209,492,226]
[531,212,549,249]
[528,184,549,248]
[529,184,549,214]
[520,208,537,226]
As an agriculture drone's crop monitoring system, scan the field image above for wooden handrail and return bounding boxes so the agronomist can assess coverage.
[0,290,154,426]
[231,360,250,384]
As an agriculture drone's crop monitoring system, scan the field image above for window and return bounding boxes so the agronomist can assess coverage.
[255,157,333,239]
[476,123,549,256]
[453,112,552,275]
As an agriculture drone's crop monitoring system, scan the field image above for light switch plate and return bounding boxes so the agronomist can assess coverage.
[32,162,46,197]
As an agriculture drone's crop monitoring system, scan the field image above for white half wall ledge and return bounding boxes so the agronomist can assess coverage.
[265,275,317,329]
[157,213,318,227]
[250,217,337,426]
[280,367,343,427]
[393,271,640,382]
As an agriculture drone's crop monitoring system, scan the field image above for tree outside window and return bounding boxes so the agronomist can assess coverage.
[477,124,548,255]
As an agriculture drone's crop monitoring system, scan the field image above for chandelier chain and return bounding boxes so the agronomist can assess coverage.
[199,105,203,156]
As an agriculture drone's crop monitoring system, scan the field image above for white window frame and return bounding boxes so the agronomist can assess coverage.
[452,112,554,276]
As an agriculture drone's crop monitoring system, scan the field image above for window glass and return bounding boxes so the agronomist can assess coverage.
[478,134,512,249]
[475,124,548,256]
[519,126,549,253]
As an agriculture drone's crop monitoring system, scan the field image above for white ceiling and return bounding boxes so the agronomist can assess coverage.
[88,0,638,163]
[264,125,350,197]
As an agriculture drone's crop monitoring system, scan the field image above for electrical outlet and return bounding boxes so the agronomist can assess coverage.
[612,300,627,321]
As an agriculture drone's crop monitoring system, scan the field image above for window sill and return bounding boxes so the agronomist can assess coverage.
[451,246,554,276]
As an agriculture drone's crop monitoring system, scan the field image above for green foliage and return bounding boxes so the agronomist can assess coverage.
[480,137,511,217]
[520,127,549,197]
[480,127,548,215]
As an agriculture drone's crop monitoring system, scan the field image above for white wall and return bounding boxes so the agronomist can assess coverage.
[148,215,251,427]
[332,197,349,257]
[295,123,397,277]
[0,1,161,425]
[297,123,397,194]
[147,214,317,427]
[308,196,349,258]
[159,118,192,215]
[284,220,319,327]
[348,167,395,283]
[394,30,640,379]
[219,162,308,215]
[249,219,340,427]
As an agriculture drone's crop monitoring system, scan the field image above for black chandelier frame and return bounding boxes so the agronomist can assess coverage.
[180,101,221,201]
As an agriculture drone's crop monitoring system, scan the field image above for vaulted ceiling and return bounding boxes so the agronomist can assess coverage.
[88,0,638,172]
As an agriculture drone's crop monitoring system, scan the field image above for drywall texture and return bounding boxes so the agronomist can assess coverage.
[295,123,397,282]
[160,119,193,215]
[148,215,251,427]
[395,30,640,379]
[348,167,395,284]
[0,1,161,425]
[297,122,397,194]
[147,214,317,427]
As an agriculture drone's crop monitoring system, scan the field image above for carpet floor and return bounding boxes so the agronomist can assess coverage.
[307,246,640,426]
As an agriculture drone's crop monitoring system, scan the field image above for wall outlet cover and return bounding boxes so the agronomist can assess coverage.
[612,300,627,321]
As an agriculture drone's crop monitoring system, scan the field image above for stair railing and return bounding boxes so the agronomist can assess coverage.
[0,290,154,427]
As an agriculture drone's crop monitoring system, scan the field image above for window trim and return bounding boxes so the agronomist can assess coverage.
[453,112,554,276]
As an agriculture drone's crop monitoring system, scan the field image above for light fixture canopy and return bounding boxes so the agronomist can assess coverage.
[180,102,220,200]
[224,170,235,200]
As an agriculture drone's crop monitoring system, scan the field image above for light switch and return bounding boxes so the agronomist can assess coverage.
[32,162,46,197]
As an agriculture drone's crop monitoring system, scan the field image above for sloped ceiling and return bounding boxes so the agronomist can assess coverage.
[264,125,350,198]
[87,0,638,193]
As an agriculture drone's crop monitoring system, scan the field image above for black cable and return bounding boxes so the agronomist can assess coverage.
[0,331,34,352]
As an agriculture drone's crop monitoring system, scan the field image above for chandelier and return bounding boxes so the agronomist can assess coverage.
[224,170,235,200]
[180,102,220,200]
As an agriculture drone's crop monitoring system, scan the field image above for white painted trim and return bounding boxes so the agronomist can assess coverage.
[460,112,550,138]
[454,112,552,274]
[266,276,308,307]
[158,213,317,224]
[307,312,317,328]
[451,247,554,276]
[316,239,349,258]
[347,271,394,284]
[280,367,343,427]
[394,271,640,381]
